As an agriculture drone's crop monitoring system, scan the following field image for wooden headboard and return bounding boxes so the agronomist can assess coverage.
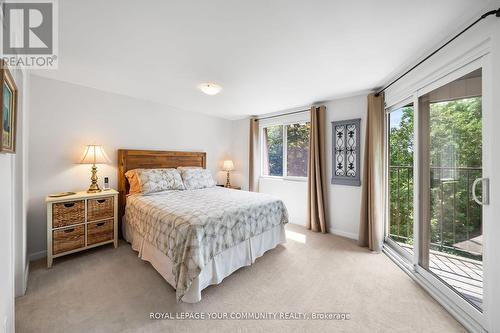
[117,149,206,229]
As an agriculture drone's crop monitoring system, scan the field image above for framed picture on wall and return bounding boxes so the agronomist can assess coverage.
[0,60,18,154]
[331,118,361,186]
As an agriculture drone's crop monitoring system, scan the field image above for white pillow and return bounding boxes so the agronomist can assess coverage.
[125,168,185,194]
[180,168,216,190]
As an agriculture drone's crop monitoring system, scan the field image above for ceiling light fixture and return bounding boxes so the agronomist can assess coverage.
[199,82,222,95]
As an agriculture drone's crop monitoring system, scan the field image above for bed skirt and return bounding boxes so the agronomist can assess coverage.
[124,220,286,303]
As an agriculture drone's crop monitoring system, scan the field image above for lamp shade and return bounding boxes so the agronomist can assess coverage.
[222,160,234,171]
[80,145,110,165]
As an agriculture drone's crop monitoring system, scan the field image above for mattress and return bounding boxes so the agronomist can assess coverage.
[124,187,289,301]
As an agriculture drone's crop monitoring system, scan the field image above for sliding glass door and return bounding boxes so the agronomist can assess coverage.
[384,60,493,328]
[418,68,484,310]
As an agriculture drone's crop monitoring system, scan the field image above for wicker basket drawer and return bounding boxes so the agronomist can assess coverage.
[87,219,114,245]
[52,200,85,228]
[53,225,85,255]
[87,197,114,222]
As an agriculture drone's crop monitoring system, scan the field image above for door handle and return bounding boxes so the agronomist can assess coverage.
[472,178,489,205]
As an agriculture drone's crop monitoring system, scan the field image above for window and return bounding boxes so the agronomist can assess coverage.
[262,122,310,178]
[262,125,283,176]
[286,123,310,177]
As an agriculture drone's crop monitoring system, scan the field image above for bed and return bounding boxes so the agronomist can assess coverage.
[117,149,289,303]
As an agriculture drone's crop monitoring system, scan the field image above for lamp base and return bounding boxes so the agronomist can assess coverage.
[225,171,231,188]
[87,164,102,193]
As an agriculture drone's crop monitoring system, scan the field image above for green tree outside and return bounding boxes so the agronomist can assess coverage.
[389,98,482,260]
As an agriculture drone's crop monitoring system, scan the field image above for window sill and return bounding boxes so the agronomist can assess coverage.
[260,176,308,182]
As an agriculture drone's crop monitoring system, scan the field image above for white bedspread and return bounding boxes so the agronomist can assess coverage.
[125,187,289,301]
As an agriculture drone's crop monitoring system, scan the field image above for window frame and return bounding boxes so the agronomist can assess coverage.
[384,98,416,264]
[259,112,310,181]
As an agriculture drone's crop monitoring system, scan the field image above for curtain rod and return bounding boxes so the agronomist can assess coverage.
[256,108,310,121]
[375,7,500,97]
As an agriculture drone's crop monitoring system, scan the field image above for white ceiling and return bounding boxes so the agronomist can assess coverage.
[34,0,491,119]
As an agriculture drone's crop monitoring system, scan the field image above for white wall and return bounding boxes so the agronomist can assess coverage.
[14,71,29,298]
[229,118,249,190]
[0,67,27,333]
[231,94,367,237]
[0,154,14,333]
[259,178,308,226]
[324,96,366,239]
[27,75,233,258]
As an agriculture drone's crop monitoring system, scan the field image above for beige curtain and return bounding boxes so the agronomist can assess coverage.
[249,117,260,192]
[307,105,327,233]
[262,128,270,175]
[358,93,385,252]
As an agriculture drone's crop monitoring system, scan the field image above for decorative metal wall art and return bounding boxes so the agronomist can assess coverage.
[331,118,361,186]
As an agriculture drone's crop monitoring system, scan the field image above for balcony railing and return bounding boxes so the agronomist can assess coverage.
[389,165,482,259]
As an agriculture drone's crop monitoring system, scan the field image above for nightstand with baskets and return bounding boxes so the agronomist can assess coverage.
[46,190,118,268]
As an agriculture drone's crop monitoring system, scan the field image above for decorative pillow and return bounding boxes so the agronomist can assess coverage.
[124,170,142,195]
[125,168,185,194]
[180,168,216,190]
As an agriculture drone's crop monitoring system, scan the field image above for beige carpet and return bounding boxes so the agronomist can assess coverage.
[16,224,465,333]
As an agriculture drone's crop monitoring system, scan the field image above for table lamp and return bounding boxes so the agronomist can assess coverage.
[80,145,110,193]
[222,160,234,188]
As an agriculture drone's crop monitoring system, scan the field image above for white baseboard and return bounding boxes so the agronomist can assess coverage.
[22,261,29,295]
[29,250,46,262]
[15,262,30,298]
[287,221,359,241]
[329,228,358,240]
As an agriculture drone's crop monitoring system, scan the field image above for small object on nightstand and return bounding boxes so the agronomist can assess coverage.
[103,177,110,190]
[48,191,77,198]
[46,189,118,268]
